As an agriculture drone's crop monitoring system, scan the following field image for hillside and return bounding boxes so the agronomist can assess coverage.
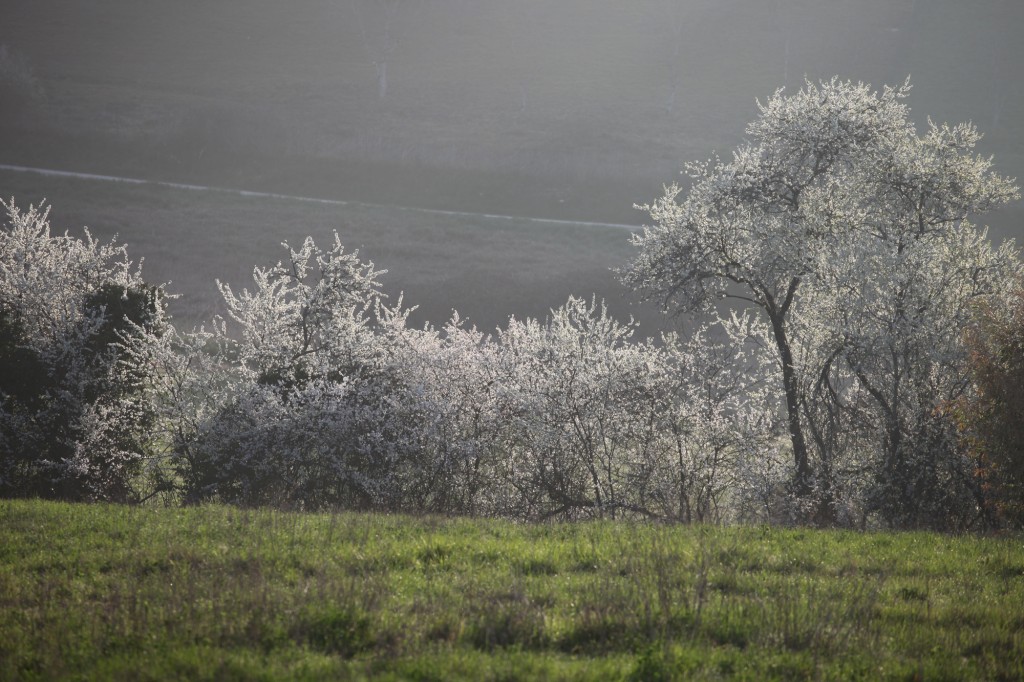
[0,167,658,333]
[2,1,1021,332]
[1,0,1021,235]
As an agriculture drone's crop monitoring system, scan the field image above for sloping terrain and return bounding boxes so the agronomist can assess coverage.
[1,0,1021,234]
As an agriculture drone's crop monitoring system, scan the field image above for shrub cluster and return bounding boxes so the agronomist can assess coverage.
[0,200,164,501]
[3,81,1022,528]
[129,232,783,521]
[2,195,1021,528]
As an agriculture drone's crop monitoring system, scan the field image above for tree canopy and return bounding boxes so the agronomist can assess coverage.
[625,78,1021,527]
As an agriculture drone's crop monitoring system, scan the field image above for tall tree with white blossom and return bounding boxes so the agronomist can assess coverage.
[625,78,1020,526]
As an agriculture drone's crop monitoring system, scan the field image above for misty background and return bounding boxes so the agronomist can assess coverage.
[1,0,1021,332]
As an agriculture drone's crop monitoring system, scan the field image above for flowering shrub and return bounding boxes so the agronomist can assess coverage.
[0,200,166,501]
[128,231,770,520]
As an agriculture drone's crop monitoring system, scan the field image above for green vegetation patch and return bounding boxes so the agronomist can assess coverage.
[2,500,1023,680]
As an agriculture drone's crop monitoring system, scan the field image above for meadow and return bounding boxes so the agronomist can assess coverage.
[2,499,1022,681]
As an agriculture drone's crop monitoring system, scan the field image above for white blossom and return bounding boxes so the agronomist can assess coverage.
[625,78,1021,527]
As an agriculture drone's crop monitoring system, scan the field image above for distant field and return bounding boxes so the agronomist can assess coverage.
[0,167,665,335]
[1,0,1021,232]
[1,0,1021,332]
[2,500,1023,680]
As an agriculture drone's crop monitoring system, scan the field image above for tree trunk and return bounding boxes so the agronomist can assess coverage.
[767,307,813,501]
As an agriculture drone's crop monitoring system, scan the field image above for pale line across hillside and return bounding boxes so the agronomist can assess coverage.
[0,164,640,232]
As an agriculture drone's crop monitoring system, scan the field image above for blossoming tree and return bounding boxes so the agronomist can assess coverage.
[624,78,1020,527]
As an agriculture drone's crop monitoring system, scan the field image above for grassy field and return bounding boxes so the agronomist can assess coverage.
[2,500,1022,681]
[0,168,666,335]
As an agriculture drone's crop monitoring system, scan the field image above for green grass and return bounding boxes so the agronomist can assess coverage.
[2,500,1023,680]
